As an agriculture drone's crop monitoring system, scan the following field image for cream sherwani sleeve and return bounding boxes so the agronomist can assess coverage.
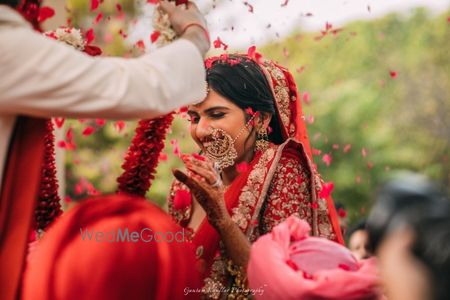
[0,12,206,119]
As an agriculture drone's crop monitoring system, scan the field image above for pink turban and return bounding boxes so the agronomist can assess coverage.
[248,216,382,300]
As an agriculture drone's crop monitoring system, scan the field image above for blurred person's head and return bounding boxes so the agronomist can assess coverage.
[366,174,450,300]
[348,220,373,260]
[22,194,201,300]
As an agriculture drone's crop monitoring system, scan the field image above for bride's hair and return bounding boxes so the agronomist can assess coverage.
[1,0,20,7]
[207,56,283,144]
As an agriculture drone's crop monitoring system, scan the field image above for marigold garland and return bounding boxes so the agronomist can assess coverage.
[117,113,175,197]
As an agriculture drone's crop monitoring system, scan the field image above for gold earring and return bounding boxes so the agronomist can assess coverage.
[255,127,269,152]
[204,128,238,171]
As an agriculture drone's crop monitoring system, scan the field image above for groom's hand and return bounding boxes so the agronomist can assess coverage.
[159,1,210,56]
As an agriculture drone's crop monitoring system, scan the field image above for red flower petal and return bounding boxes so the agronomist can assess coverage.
[338,208,347,218]
[66,127,73,141]
[150,30,161,43]
[85,28,95,44]
[322,153,332,167]
[38,6,55,23]
[302,91,311,104]
[57,140,67,149]
[136,40,145,49]
[115,121,126,132]
[94,12,103,24]
[389,70,398,78]
[248,45,256,58]
[213,36,228,50]
[361,147,368,157]
[338,263,350,271]
[343,144,352,153]
[91,0,100,11]
[53,117,65,128]
[285,259,298,270]
[281,0,289,7]
[158,153,168,161]
[245,107,255,116]
[82,126,95,136]
[95,119,106,126]
[173,190,192,210]
[116,4,122,12]
[311,202,319,209]
[236,162,249,173]
[83,45,102,56]
[319,182,334,198]
[148,0,159,4]
[192,153,206,161]
[312,148,322,156]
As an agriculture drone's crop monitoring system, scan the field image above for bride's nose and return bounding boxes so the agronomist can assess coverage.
[195,118,212,140]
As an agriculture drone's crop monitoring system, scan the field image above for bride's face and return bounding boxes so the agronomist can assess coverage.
[187,89,256,166]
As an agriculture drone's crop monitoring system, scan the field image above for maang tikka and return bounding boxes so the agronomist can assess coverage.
[203,114,257,171]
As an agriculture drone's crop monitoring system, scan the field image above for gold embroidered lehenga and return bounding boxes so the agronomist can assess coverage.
[168,55,344,298]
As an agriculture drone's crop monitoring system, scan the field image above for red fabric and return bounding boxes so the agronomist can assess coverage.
[259,61,343,244]
[22,194,202,300]
[192,151,263,277]
[0,116,47,300]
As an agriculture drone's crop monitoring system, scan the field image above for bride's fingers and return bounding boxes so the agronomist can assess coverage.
[185,162,217,184]
[173,169,206,193]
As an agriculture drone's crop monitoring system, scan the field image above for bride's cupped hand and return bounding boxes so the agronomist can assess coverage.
[173,155,230,230]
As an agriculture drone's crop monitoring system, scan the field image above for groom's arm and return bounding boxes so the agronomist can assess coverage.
[0,25,206,119]
[0,0,210,119]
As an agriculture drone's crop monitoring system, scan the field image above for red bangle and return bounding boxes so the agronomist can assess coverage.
[181,22,210,45]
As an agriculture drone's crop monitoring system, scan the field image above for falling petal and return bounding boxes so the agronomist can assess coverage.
[38,6,55,23]
[53,118,65,129]
[91,0,100,11]
[322,153,332,167]
[343,144,352,153]
[361,147,368,157]
[150,31,161,43]
[236,162,249,173]
[95,119,106,126]
[389,70,398,78]
[94,12,103,24]
[319,182,334,198]
[85,28,95,44]
[115,121,126,132]
[302,91,311,104]
[82,126,95,136]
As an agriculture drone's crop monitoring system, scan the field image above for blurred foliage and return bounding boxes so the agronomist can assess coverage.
[61,4,449,222]
[261,8,450,222]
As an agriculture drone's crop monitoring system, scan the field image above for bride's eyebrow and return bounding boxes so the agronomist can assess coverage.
[203,106,230,114]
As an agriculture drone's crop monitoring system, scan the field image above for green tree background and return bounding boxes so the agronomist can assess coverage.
[62,2,449,223]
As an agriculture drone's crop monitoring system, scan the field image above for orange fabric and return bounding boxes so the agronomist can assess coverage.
[0,116,46,300]
[22,194,202,300]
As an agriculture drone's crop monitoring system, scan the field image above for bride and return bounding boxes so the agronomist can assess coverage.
[168,52,344,298]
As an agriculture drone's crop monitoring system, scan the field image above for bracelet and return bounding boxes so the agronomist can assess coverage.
[181,22,211,45]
